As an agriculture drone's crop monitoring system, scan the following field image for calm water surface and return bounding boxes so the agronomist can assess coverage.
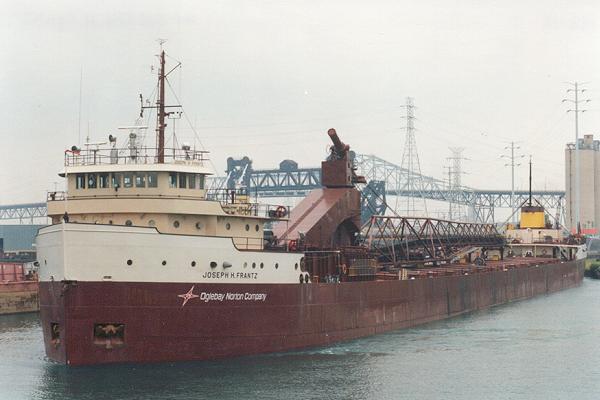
[1,280,599,400]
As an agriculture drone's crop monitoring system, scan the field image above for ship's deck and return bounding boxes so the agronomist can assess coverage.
[377,257,569,280]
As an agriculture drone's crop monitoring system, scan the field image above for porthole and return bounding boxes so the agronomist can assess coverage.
[108,220,113,225]
[243,262,248,268]
[195,222,202,230]
[260,262,264,269]
[255,224,259,231]
[226,222,231,230]
[294,263,298,270]
[299,274,304,283]
[210,261,218,268]
[148,220,156,227]
[252,262,256,269]
[191,261,196,267]
[275,263,279,269]
[173,220,180,228]
[125,220,132,226]
[162,260,167,266]
[245,224,250,231]
[126,259,132,266]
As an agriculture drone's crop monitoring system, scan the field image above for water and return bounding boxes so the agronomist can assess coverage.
[1,280,600,400]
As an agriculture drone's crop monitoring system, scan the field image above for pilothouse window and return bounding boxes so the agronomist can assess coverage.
[188,173,196,189]
[111,173,121,189]
[135,173,146,188]
[87,174,97,189]
[123,173,133,188]
[76,174,85,189]
[147,172,158,188]
[99,173,109,188]
[169,172,177,188]
[179,173,187,189]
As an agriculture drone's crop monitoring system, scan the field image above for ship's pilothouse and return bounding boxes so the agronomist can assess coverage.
[46,47,291,253]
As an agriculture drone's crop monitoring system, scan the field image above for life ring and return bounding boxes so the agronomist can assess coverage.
[288,239,298,252]
[275,206,287,218]
[541,249,547,256]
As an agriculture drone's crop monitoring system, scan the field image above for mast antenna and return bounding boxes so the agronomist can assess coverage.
[528,155,532,206]
[157,44,166,163]
[78,67,83,146]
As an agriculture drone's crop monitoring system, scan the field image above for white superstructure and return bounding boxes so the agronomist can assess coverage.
[37,223,306,284]
[37,47,309,288]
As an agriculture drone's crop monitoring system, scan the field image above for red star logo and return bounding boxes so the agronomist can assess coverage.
[178,285,199,308]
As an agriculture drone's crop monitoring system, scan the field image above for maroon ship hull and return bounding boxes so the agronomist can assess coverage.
[40,260,584,365]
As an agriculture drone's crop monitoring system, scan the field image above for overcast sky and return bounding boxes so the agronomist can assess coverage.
[1,0,599,204]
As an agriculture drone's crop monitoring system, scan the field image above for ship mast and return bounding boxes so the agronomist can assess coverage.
[157,49,166,163]
[528,155,532,207]
[139,42,182,163]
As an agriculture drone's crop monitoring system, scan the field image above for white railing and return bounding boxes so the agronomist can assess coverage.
[64,147,209,167]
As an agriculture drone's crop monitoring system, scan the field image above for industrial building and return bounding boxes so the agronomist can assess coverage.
[565,134,599,234]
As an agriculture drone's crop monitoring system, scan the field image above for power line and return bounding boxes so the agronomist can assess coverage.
[500,141,525,224]
[398,97,428,217]
[443,165,453,220]
[563,82,591,233]
[447,147,467,221]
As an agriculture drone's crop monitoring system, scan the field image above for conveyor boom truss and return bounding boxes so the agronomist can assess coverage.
[363,216,505,266]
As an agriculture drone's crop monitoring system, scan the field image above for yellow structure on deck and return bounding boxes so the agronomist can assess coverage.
[520,206,546,229]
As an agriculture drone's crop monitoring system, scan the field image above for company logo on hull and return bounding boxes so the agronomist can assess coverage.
[176,286,268,307]
[178,285,200,308]
[199,292,267,303]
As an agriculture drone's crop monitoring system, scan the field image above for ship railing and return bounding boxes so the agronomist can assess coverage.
[206,187,257,204]
[233,236,301,251]
[47,191,67,201]
[232,236,266,251]
[206,188,290,219]
[264,237,308,252]
[64,147,209,167]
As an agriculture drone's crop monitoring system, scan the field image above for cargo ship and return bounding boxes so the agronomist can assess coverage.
[37,48,584,365]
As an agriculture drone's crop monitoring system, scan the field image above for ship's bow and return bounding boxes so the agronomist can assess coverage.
[39,281,68,363]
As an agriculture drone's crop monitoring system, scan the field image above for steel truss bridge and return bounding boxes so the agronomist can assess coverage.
[362,216,505,266]
[214,153,565,224]
[0,154,565,224]
[0,203,48,224]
